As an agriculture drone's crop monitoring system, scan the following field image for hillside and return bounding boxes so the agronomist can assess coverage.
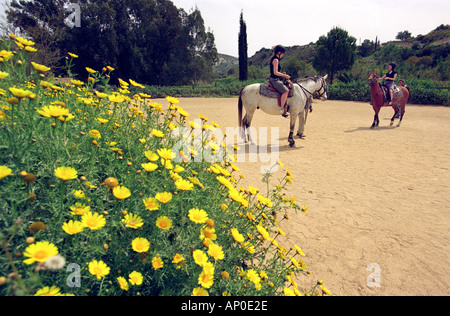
[214,24,449,82]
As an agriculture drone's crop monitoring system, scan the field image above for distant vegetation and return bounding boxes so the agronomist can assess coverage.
[216,25,450,106]
[3,0,448,105]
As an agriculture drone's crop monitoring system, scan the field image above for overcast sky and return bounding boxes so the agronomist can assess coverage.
[172,0,450,57]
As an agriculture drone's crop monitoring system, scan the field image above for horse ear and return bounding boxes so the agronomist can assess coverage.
[323,74,328,80]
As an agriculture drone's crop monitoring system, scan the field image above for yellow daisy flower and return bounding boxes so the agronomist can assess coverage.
[122,213,144,229]
[188,208,208,224]
[152,255,164,270]
[198,269,214,289]
[113,185,131,200]
[142,197,159,211]
[37,105,70,118]
[62,220,84,235]
[89,129,101,139]
[192,249,208,267]
[88,260,110,279]
[117,277,129,291]
[230,228,245,243]
[9,87,32,99]
[34,286,61,296]
[86,67,97,74]
[31,62,50,72]
[15,36,35,46]
[175,178,194,191]
[155,192,172,204]
[144,150,159,162]
[0,166,13,181]
[129,79,145,88]
[156,216,172,230]
[70,79,84,86]
[132,237,150,253]
[54,166,78,182]
[157,148,174,161]
[166,96,179,104]
[192,287,209,296]
[207,243,224,260]
[23,241,58,265]
[128,271,143,286]
[151,129,164,138]
[81,212,106,230]
[141,162,158,173]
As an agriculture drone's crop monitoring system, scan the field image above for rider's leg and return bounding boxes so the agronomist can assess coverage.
[280,91,289,114]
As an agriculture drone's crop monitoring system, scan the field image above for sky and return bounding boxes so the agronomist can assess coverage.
[172,0,450,57]
[0,0,448,57]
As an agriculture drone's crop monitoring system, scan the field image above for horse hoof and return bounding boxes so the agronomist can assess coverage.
[289,140,295,148]
[390,121,394,126]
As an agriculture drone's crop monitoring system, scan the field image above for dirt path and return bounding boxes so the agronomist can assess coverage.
[155,97,450,296]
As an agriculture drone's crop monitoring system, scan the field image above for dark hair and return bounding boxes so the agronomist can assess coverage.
[273,45,286,55]
[389,63,397,70]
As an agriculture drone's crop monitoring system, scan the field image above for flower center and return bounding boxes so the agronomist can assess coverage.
[34,250,47,260]
[87,218,97,227]
[94,267,102,275]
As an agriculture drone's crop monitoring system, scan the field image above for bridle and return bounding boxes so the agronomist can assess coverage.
[295,77,327,99]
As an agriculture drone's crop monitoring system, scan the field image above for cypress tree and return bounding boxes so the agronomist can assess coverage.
[238,11,248,81]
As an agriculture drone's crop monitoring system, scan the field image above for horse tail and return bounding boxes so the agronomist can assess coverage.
[238,88,244,127]
[405,86,411,104]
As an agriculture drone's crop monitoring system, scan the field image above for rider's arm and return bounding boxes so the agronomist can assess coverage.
[272,59,290,79]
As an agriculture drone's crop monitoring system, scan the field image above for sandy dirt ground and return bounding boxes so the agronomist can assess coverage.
[155,97,450,296]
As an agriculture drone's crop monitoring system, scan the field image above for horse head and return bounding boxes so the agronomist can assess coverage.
[317,74,328,101]
[368,72,378,85]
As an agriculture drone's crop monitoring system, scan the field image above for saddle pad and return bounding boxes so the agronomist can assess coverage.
[259,84,294,99]
[381,85,403,100]
[393,87,404,99]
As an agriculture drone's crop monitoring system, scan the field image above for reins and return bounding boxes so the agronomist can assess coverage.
[295,77,327,99]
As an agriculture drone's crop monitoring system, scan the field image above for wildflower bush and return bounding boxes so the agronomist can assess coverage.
[0,35,330,296]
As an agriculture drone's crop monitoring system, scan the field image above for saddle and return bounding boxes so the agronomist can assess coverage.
[380,84,403,103]
[259,81,294,108]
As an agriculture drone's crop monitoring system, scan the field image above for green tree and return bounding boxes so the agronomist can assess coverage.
[238,11,248,81]
[313,27,356,83]
[396,30,412,42]
[358,39,375,58]
[6,0,217,86]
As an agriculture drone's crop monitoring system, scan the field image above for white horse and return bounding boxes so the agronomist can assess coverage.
[238,75,328,147]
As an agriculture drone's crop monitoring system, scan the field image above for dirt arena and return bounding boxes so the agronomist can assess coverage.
[156,97,450,296]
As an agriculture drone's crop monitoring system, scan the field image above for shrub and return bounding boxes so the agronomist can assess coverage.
[0,35,329,296]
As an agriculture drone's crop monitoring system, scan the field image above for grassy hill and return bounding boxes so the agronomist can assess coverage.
[214,25,450,83]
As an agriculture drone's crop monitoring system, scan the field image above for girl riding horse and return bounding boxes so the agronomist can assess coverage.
[269,45,291,117]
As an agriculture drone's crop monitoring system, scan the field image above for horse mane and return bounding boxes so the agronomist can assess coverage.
[296,76,319,84]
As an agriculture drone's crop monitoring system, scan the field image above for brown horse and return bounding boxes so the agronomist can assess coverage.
[368,73,410,128]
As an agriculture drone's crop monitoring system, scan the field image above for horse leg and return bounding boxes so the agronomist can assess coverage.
[398,100,406,127]
[390,104,397,126]
[371,113,378,129]
[242,112,255,144]
[390,100,400,126]
[297,110,307,139]
[288,114,296,147]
